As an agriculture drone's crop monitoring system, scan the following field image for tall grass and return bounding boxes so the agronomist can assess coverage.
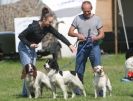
[0,54,133,101]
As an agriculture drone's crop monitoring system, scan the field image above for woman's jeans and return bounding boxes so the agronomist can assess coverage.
[75,41,101,82]
[18,41,37,96]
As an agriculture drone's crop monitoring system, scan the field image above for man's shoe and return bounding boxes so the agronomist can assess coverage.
[98,90,103,97]
[74,88,82,95]
[22,94,28,97]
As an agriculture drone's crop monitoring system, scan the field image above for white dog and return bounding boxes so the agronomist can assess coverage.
[23,64,56,99]
[93,65,112,98]
[44,59,86,99]
[125,56,133,78]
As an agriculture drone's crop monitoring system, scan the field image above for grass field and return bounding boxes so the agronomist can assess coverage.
[0,54,133,101]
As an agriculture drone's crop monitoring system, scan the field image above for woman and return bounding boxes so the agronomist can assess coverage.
[18,7,76,97]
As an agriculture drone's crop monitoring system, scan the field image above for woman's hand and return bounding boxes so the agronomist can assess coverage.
[69,45,77,53]
[30,43,38,48]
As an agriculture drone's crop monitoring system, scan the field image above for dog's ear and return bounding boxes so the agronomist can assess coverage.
[100,66,104,71]
[46,59,50,63]
[25,64,29,73]
[32,65,37,78]
[46,58,59,70]
[21,68,26,79]
[93,68,96,72]
[53,59,59,70]
[93,66,98,72]
[100,66,105,73]
[33,71,37,78]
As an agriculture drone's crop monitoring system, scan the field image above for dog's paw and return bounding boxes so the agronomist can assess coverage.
[109,93,112,96]
[71,93,76,98]
[53,94,57,99]
[29,95,32,99]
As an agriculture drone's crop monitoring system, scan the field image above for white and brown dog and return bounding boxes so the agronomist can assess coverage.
[22,64,56,99]
[93,65,112,98]
[124,56,133,78]
[44,59,86,99]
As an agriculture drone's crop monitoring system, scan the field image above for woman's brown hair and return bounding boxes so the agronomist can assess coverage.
[40,7,53,21]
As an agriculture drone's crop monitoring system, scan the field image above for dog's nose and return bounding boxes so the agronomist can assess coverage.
[29,69,33,72]
[99,69,103,74]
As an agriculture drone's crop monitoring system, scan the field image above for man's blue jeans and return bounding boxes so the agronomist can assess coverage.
[75,41,101,82]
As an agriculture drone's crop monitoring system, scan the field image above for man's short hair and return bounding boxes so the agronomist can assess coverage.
[81,1,93,10]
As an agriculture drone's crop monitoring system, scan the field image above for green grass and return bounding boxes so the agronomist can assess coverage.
[0,54,133,101]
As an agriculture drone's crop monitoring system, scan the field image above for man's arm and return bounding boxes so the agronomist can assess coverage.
[91,27,104,42]
[68,26,78,37]
[68,26,85,40]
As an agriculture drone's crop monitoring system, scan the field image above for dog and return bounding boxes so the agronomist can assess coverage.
[22,63,56,99]
[44,59,86,99]
[125,56,133,79]
[93,65,112,98]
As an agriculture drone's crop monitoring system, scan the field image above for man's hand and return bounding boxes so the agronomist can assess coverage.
[77,33,86,41]
[90,35,98,42]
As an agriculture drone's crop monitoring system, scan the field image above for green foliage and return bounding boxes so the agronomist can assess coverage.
[0,54,133,101]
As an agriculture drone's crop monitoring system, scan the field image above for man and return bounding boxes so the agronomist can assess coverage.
[68,1,104,95]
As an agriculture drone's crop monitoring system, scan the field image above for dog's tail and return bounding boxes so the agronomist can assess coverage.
[70,71,77,76]
[70,71,83,83]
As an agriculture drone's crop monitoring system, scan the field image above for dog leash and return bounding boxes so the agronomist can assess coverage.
[61,36,93,68]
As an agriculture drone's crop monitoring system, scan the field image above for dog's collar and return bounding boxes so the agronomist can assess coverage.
[94,73,105,77]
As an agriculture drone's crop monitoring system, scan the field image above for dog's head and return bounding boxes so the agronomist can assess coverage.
[94,65,104,76]
[44,58,59,72]
[22,64,37,79]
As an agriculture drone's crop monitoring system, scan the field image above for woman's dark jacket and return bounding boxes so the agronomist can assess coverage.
[18,20,71,47]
